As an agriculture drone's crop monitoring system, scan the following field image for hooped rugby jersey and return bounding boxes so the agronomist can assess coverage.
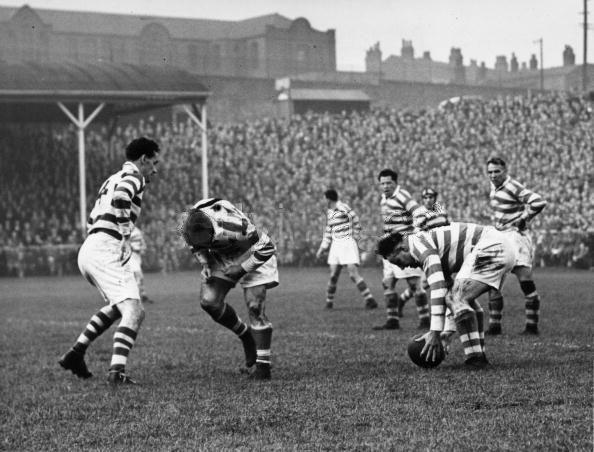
[319,201,361,250]
[381,186,427,234]
[489,176,546,231]
[87,161,144,240]
[191,198,276,273]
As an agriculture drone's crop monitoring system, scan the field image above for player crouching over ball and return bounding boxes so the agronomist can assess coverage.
[178,198,279,380]
[376,222,516,369]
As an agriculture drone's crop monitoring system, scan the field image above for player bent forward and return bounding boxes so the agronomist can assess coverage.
[179,198,278,380]
[376,222,516,369]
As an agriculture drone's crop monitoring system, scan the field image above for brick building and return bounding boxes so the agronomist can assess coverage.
[0,4,336,78]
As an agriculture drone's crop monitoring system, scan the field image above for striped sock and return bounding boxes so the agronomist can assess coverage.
[384,290,400,323]
[414,292,430,322]
[326,280,338,304]
[352,276,374,302]
[525,295,540,328]
[73,305,121,354]
[251,325,273,366]
[215,303,249,336]
[470,300,485,352]
[109,326,138,372]
[455,310,482,360]
[488,293,504,328]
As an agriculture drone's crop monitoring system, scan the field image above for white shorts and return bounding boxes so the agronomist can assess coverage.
[129,252,142,274]
[456,228,516,291]
[501,229,534,268]
[77,232,140,305]
[382,258,424,280]
[209,252,279,289]
[327,237,360,265]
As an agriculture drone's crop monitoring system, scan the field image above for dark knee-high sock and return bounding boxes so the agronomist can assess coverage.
[73,305,121,354]
[488,292,504,327]
[470,300,485,352]
[326,277,338,304]
[414,291,430,322]
[520,281,540,328]
[455,310,482,360]
[205,303,249,337]
[384,290,400,325]
[251,325,273,367]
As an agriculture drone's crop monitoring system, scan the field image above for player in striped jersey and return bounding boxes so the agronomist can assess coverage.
[374,169,430,331]
[59,137,160,385]
[129,226,154,304]
[485,157,547,335]
[315,189,377,310]
[376,222,516,368]
[180,198,278,380]
[397,187,450,317]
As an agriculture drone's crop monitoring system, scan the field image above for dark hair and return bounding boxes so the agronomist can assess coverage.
[378,168,398,183]
[486,156,506,168]
[376,232,404,259]
[422,187,438,198]
[125,137,160,161]
[324,189,338,201]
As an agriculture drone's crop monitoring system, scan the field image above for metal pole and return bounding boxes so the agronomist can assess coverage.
[78,103,86,235]
[539,38,544,90]
[584,0,589,92]
[201,103,208,199]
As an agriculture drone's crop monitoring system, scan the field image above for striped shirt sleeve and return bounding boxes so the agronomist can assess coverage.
[347,205,362,240]
[409,234,449,331]
[320,213,333,251]
[240,232,276,273]
[396,189,427,231]
[510,180,547,221]
[112,172,144,238]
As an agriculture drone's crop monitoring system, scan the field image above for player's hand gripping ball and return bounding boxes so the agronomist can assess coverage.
[407,333,445,368]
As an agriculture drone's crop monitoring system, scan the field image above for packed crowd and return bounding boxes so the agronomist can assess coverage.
[0,91,592,276]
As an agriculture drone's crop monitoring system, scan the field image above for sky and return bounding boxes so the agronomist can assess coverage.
[1,0,590,71]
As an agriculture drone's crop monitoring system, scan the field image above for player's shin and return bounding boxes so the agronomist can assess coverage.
[487,291,504,334]
[414,291,430,329]
[520,281,540,333]
[251,323,273,369]
[73,305,121,354]
[454,309,483,361]
[109,325,138,373]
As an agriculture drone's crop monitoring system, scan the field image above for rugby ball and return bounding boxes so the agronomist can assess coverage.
[407,334,445,368]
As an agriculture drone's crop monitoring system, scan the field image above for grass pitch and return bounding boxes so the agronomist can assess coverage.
[0,266,592,451]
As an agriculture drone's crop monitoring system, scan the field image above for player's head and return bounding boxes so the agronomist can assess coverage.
[486,156,507,187]
[422,187,438,209]
[324,189,339,205]
[378,168,398,196]
[376,232,417,268]
[126,137,161,183]
[185,209,214,247]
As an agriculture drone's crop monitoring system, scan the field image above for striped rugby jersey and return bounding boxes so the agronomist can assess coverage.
[489,176,546,231]
[319,201,361,250]
[404,222,488,331]
[87,161,144,240]
[421,203,450,231]
[381,186,426,234]
[191,198,275,273]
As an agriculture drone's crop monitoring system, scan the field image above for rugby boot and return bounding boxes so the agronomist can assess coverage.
[520,324,539,335]
[464,354,491,370]
[365,298,378,310]
[325,301,334,310]
[248,363,271,381]
[108,370,137,385]
[372,318,400,330]
[240,328,257,368]
[485,324,502,336]
[59,349,92,379]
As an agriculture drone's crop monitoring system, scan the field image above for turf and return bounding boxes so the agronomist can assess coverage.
[0,267,592,451]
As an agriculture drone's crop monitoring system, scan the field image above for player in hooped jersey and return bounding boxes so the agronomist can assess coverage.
[374,169,430,331]
[182,198,278,380]
[59,137,160,385]
[397,187,450,316]
[485,157,547,335]
[315,189,377,310]
[376,222,516,368]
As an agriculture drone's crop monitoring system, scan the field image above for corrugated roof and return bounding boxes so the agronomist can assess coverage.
[0,60,210,103]
[289,89,370,102]
[0,5,293,40]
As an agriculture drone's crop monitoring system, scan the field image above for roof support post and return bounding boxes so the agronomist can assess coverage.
[57,101,105,235]
[182,103,208,199]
